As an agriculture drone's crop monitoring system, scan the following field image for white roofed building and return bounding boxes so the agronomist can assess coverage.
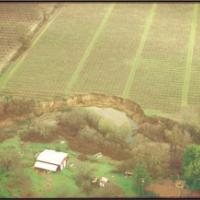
[34,149,68,172]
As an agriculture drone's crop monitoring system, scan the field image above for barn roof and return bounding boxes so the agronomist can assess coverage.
[36,149,68,165]
[34,161,58,172]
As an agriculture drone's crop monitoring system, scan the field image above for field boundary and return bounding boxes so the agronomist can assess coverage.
[0,7,63,91]
[181,4,199,107]
[122,4,157,98]
[64,4,115,95]
[144,108,174,118]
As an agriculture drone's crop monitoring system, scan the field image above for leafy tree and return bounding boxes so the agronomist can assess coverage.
[132,163,151,196]
[183,144,200,190]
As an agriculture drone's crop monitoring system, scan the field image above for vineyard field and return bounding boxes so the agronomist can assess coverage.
[1,4,108,97]
[0,3,200,116]
[72,4,151,96]
[188,11,200,105]
[129,4,193,113]
[0,3,55,73]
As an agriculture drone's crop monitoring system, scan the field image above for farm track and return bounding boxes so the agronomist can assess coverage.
[71,4,152,95]
[122,4,157,98]
[188,6,200,106]
[64,4,115,95]
[181,4,199,107]
[0,3,200,116]
[128,4,194,113]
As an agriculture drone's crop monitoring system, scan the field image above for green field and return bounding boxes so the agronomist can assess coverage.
[0,3,200,115]
[0,135,137,197]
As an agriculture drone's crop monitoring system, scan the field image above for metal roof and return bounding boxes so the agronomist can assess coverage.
[36,149,68,165]
[34,161,58,172]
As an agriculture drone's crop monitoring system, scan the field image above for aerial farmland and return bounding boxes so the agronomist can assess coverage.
[0,3,199,116]
[1,2,200,198]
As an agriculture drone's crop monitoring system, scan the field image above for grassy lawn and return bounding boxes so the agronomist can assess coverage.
[0,135,137,197]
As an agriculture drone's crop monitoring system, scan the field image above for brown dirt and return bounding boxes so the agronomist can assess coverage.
[146,179,200,198]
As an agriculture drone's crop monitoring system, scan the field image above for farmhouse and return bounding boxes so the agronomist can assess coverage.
[34,149,68,172]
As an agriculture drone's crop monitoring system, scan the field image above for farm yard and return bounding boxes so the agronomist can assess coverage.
[0,3,200,117]
[0,96,200,197]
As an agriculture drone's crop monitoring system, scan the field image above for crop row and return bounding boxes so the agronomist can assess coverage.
[72,4,151,96]
[188,12,200,106]
[0,3,55,72]
[1,5,108,97]
[129,4,192,113]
